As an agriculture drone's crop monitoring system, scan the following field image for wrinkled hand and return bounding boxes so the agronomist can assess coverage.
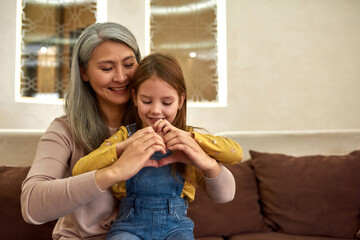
[153,120,220,177]
[114,127,167,179]
[95,127,167,190]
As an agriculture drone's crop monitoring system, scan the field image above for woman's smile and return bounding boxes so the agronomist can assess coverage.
[108,85,128,93]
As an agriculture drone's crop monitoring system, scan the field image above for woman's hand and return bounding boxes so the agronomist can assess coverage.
[95,128,166,190]
[154,120,221,178]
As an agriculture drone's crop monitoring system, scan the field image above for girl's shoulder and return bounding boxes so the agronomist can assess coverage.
[186,126,210,134]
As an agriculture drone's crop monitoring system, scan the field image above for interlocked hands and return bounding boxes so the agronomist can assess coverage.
[96,120,220,190]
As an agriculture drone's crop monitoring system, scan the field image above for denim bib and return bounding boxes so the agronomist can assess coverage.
[107,124,194,240]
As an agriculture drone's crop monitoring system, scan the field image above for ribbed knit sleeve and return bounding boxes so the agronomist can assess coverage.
[21,117,110,224]
[203,164,236,203]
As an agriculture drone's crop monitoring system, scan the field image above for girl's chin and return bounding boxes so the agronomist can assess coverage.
[142,119,161,128]
[140,121,152,128]
[145,122,156,127]
[149,118,165,125]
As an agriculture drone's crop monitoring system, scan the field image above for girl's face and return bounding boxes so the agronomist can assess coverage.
[132,76,185,128]
[81,41,138,110]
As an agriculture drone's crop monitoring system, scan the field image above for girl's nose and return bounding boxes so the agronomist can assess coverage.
[150,103,161,115]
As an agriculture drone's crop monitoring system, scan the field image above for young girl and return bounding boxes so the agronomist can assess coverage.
[73,53,243,239]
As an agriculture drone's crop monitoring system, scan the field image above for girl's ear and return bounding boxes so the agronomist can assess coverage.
[80,65,88,82]
[132,89,137,106]
[178,93,185,109]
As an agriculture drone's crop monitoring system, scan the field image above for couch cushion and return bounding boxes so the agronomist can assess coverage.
[250,150,360,239]
[229,232,354,240]
[188,161,271,238]
[196,237,224,240]
[0,166,57,239]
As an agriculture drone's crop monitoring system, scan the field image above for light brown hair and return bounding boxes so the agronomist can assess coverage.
[131,53,191,182]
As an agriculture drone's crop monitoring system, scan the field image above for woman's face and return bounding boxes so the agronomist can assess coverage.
[81,41,138,110]
[132,76,185,128]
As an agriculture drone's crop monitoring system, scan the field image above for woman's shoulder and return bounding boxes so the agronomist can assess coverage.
[45,116,74,142]
[44,116,86,160]
[47,116,70,132]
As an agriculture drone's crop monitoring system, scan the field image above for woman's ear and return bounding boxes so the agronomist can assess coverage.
[80,65,88,82]
[132,89,137,106]
[178,93,185,109]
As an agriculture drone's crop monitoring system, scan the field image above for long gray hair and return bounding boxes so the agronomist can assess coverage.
[64,22,141,152]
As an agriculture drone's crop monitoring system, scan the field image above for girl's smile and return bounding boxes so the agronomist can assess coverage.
[132,76,184,128]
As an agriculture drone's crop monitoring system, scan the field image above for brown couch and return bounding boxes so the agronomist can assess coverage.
[189,150,360,240]
[1,129,360,240]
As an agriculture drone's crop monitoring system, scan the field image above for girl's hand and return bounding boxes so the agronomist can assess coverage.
[153,119,190,136]
[95,129,166,190]
[116,126,167,157]
[154,120,221,178]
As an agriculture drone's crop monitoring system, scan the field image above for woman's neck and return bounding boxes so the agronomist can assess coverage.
[100,103,126,129]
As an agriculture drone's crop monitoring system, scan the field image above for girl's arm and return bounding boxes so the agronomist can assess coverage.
[154,120,239,203]
[155,120,243,167]
[73,119,243,178]
[72,126,167,177]
[190,130,243,165]
[72,126,129,176]
[72,125,164,199]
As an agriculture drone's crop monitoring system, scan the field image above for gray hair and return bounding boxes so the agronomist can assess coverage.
[64,22,141,152]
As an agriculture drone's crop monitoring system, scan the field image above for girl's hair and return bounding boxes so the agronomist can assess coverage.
[131,53,191,182]
[64,22,141,152]
[132,53,187,131]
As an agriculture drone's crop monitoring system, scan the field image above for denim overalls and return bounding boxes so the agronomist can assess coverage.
[106,124,194,240]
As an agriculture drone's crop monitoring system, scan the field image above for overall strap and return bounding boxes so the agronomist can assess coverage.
[126,123,137,137]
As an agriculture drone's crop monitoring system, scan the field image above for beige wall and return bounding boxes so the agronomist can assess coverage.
[1,0,359,134]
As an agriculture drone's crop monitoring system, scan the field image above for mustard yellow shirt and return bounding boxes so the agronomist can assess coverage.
[72,126,243,202]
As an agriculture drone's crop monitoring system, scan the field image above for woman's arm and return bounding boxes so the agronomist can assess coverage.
[21,118,106,224]
[196,164,236,203]
[21,119,167,224]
